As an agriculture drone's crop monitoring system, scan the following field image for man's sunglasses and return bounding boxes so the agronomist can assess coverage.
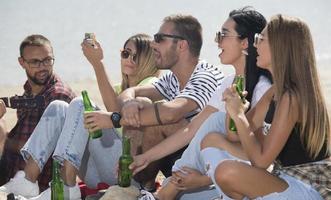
[153,33,185,43]
[120,49,137,63]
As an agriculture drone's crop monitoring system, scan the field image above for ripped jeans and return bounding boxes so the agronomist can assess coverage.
[21,98,122,188]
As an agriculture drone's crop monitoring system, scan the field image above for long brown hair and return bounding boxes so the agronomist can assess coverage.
[268,14,330,158]
[121,33,159,91]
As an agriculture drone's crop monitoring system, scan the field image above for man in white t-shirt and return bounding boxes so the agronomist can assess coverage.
[119,14,224,191]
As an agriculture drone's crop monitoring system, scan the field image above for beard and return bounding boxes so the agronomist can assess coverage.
[155,43,179,70]
[26,70,52,86]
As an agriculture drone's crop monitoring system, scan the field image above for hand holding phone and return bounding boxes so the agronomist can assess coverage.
[84,33,96,47]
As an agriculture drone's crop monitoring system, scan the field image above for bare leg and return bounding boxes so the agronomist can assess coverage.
[62,160,78,186]
[156,181,181,200]
[129,119,188,190]
[24,157,41,183]
[214,160,288,199]
[200,132,247,160]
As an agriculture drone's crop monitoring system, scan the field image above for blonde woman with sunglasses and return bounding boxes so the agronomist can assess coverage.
[0,33,159,199]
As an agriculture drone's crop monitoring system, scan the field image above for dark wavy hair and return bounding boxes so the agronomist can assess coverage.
[229,6,273,104]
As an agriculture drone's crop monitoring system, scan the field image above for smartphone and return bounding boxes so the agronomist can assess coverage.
[84,33,96,47]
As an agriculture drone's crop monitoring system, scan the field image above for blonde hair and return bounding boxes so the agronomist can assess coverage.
[268,14,330,158]
[121,34,159,91]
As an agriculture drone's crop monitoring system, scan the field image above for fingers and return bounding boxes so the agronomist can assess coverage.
[170,175,186,190]
[121,101,141,127]
[130,155,148,175]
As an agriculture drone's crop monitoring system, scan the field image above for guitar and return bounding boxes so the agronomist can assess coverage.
[0,95,45,109]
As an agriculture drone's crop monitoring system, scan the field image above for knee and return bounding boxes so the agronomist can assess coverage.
[200,132,221,150]
[69,97,83,107]
[44,100,69,117]
[214,160,239,189]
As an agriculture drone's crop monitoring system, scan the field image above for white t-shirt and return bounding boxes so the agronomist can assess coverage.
[207,74,271,112]
[153,60,224,119]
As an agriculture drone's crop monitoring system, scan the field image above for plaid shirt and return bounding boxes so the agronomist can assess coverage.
[0,74,75,191]
[273,160,331,199]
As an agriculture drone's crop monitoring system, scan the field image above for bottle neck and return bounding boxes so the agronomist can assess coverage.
[122,136,131,155]
[52,160,61,181]
[81,90,93,111]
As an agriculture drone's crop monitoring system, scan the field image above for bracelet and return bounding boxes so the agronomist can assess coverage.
[154,102,163,125]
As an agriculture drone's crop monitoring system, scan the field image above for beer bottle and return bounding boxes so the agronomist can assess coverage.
[229,75,246,132]
[81,90,102,139]
[118,136,133,187]
[51,160,64,200]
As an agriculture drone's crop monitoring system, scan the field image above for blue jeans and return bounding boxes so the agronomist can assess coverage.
[170,111,226,200]
[21,98,122,188]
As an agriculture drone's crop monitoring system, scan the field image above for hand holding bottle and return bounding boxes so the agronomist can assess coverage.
[224,75,249,132]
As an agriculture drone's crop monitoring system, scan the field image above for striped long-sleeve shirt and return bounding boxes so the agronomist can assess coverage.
[153,60,224,120]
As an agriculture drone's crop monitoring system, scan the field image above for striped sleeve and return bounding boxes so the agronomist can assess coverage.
[152,72,173,101]
[177,70,222,109]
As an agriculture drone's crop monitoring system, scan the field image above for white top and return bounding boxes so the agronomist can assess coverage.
[153,60,224,119]
[207,74,272,112]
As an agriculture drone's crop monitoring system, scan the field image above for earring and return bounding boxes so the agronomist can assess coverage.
[242,49,248,56]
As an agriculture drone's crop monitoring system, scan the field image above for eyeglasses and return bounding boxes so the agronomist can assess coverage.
[153,33,185,43]
[215,31,241,43]
[22,57,55,68]
[254,33,265,46]
[120,49,137,63]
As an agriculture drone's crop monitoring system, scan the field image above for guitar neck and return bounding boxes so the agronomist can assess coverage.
[0,95,45,109]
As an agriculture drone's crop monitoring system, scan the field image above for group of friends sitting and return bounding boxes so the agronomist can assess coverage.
[0,6,329,200]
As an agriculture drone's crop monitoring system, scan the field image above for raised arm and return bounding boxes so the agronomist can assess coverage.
[81,40,120,112]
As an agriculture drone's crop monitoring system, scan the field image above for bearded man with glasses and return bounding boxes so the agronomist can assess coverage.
[119,14,224,192]
[0,34,75,193]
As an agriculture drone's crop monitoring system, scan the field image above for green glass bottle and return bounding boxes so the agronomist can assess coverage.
[118,136,133,187]
[229,75,246,132]
[51,160,64,200]
[81,90,102,139]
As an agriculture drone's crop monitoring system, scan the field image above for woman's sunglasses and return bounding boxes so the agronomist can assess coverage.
[120,49,137,63]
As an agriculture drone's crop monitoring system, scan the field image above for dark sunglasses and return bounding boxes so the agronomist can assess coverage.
[215,31,241,43]
[153,33,185,43]
[120,49,137,63]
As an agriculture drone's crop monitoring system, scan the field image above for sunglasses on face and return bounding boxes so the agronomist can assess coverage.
[214,31,241,43]
[120,49,137,63]
[153,33,185,43]
[254,33,265,47]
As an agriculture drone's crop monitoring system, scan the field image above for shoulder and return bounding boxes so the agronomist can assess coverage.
[195,61,223,76]
[191,61,224,85]
[138,76,159,86]
[277,91,299,110]
[45,75,76,101]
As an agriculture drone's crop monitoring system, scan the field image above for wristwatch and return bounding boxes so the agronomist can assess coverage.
[111,112,122,128]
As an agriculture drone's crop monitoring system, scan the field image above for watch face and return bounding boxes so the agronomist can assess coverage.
[111,112,122,128]
[112,113,121,121]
